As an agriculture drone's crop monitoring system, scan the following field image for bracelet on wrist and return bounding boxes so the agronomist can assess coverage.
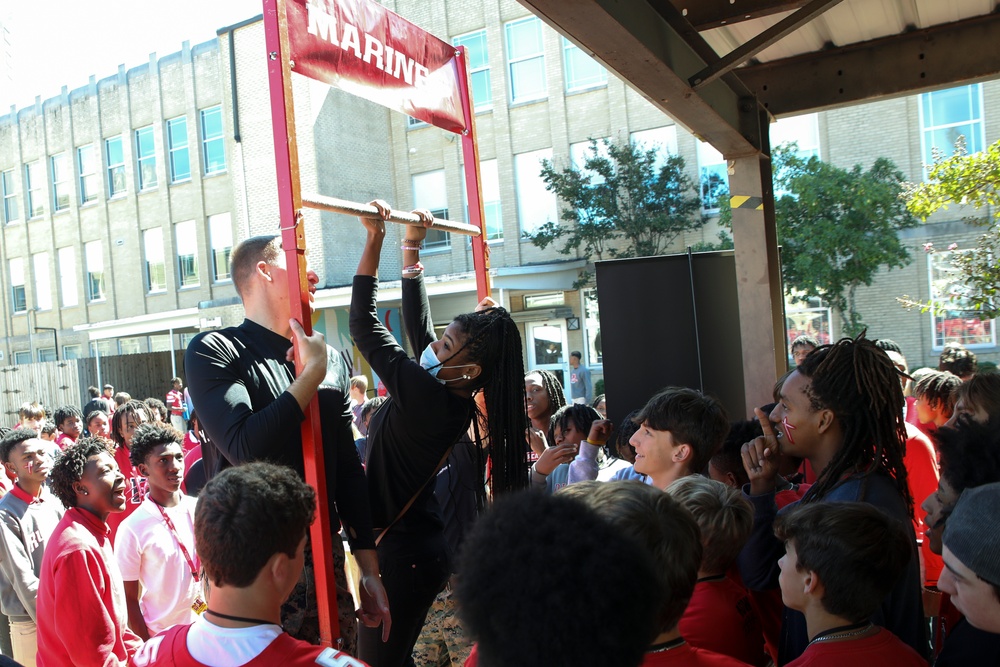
[585,438,608,447]
[401,242,423,250]
[402,261,425,275]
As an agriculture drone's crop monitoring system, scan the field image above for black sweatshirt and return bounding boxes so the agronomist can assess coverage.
[184,318,375,551]
[350,274,473,535]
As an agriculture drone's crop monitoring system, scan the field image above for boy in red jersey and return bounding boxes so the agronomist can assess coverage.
[132,462,366,667]
[667,476,768,666]
[774,502,926,666]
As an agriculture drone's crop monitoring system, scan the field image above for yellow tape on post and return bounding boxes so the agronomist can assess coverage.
[730,195,764,211]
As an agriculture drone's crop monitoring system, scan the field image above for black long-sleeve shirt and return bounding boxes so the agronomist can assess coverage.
[184,318,375,551]
[350,275,473,535]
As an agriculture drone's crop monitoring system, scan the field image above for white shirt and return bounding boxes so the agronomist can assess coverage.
[187,616,283,666]
[115,495,200,634]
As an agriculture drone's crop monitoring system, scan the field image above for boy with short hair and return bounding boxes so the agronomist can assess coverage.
[629,387,729,490]
[36,438,142,666]
[115,423,201,640]
[773,502,926,666]
[667,476,768,667]
[559,481,750,666]
[52,405,83,450]
[912,370,962,431]
[0,428,65,666]
[16,403,45,434]
[132,462,367,666]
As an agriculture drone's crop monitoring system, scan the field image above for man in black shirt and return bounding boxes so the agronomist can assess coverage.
[185,235,390,655]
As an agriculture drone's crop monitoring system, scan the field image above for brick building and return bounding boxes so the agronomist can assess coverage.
[0,1,996,399]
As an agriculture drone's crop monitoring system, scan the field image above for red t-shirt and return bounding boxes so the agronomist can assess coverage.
[132,623,368,666]
[784,628,926,666]
[904,422,943,586]
[679,577,768,666]
[55,432,76,451]
[642,642,753,666]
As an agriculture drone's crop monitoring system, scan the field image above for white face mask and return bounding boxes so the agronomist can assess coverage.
[418,343,477,384]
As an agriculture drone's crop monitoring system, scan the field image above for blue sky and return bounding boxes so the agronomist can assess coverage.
[5,0,260,110]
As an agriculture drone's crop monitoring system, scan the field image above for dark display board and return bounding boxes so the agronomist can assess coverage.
[595,251,747,426]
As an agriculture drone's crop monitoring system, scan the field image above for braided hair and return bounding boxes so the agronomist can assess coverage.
[796,332,913,516]
[451,307,528,501]
[526,369,567,443]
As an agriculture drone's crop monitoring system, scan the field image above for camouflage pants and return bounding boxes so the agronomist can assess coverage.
[281,537,359,656]
[411,582,472,667]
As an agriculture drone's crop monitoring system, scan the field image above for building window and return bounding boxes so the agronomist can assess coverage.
[37,348,56,363]
[106,136,126,197]
[13,351,31,365]
[51,153,70,212]
[582,288,602,365]
[33,252,51,311]
[176,220,199,287]
[928,251,995,348]
[771,113,821,160]
[92,340,114,358]
[209,213,234,281]
[570,139,610,184]
[9,258,26,314]
[62,345,82,360]
[524,292,565,308]
[119,337,143,355]
[562,38,606,92]
[149,334,172,352]
[463,159,503,242]
[200,106,226,175]
[412,171,450,250]
[1,169,19,223]
[514,148,558,236]
[505,17,546,104]
[167,116,191,183]
[25,161,44,218]
[85,241,106,302]
[78,144,99,204]
[58,247,78,307]
[135,126,158,191]
[143,228,167,293]
[697,141,728,212]
[920,84,984,177]
[453,30,491,111]
[630,126,679,167]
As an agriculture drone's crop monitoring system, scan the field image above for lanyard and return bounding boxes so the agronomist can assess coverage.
[150,496,200,582]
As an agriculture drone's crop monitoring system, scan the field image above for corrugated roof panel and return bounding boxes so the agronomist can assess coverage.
[699,0,997,65]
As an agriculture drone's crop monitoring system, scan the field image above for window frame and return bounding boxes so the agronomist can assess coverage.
[9,258,26,314]
[135,126,158,191]
[514,147,558,237]
[505,17,547,105]
[50,153,71,212]
[106,136,126,198]
[77,144,99,205]
[697,141,728,213]
[58,246,78,308]
[166,116,191,183]
[1,169,19,224]
[562,37,607,93]
[25,161,44,218]
[143,228,167,294]
[453,29,492,112]
[200,106,226,176]
[411,171,451,251]
[175,220,200,288]
[209,213,234,282]
[918,84,985,179]
[85,241,106,302]
[32,252,52,311]
[927,250,996,350]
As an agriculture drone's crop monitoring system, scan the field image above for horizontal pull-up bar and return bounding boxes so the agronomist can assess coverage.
[302,193,483,237]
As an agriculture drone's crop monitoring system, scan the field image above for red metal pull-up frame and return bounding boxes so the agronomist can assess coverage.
[262,0,490,647]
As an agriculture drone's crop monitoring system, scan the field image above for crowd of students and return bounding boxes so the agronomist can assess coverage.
[0,210,998,667]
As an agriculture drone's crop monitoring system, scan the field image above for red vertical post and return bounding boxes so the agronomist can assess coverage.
[261,0,339,647]
[456,46,491,302]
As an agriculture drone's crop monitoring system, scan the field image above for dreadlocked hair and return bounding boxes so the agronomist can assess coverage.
[111,399,150,448]
[796,331,913,516]
[451,307,528,503]
[526,369,567,444]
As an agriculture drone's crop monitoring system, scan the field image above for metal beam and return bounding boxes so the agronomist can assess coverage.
[738,12,1000,116]
[518,0,764,156]
[690,0,846,90]
[671,0,807,31]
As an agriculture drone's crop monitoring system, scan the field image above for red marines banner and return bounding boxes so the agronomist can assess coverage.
[287,0,466,134]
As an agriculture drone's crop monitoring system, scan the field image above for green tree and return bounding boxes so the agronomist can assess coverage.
[771,144,918,336]
[902,138,1000,319]
[526,138,705,283]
